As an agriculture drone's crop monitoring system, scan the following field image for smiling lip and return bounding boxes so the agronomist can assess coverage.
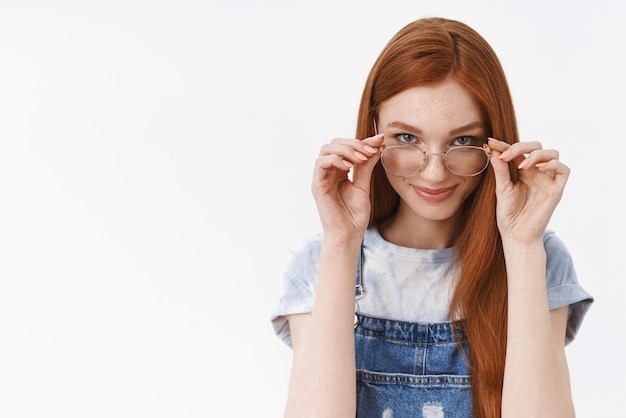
[412,185,457,203]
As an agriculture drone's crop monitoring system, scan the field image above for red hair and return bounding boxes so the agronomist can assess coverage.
[355,18,519,417]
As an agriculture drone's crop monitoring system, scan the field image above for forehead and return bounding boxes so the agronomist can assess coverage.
[378,79,484,131]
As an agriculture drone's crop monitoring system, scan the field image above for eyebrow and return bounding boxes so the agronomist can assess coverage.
[386,121,485,136]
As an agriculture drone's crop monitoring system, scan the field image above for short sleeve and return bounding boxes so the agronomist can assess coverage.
[544,230,593,345]
[270,235,323,347]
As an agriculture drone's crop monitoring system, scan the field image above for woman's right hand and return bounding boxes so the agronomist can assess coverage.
[311,134,384,243]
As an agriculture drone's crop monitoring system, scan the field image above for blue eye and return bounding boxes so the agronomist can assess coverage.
[454,136,476,146]
[395,133,418,144]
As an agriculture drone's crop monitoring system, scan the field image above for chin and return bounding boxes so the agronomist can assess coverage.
[415,206,461,223]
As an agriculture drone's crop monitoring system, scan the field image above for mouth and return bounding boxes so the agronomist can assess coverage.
[412,185,457,203]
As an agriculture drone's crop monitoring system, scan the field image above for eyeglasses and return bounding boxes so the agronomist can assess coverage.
[380,144,490,177]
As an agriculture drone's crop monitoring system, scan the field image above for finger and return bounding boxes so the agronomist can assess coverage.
[487,136,518,167]
[362,133,385,149]
[320,137,382,166]
[352,151,381,193]
[535,159,570,174]
[312,155,352,198]
[535,160,570,192]
[315,154,354,171]
[487,137,512,153]
[319,144,368,168]
[517,149,560,170]
[486,140,513,193]
[350,134,385,193]
[534,160,570,201]
[493,139,540,170]
[498,141,544,161]
[321,134,383,155]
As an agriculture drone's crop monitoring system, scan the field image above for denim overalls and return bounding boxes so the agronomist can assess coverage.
[354,248,472,418]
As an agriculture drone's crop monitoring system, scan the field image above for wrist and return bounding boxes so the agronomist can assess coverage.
[499,231,544,251]
[501,237,547,282]
[322,233,363,253]
[321,230,365,250]
[501,240,546,266]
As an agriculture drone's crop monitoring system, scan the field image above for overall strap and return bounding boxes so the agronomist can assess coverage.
[354,242,364,328]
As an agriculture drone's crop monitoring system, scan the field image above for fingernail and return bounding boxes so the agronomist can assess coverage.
[517,159,529,169]
[342,160,353,168]
[354,151,368,161]
[498,147,511,160]
[364,145,377,153]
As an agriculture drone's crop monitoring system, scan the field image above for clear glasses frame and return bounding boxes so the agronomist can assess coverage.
[372,118,491,177]
[379,144,491,178]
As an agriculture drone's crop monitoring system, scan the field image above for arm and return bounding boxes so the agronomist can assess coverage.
[285,240,360,417]
[488,138,575,417]
[284,134,384,418]
[501,240,574,417]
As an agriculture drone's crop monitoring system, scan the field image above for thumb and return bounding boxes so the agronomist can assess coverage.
[486,141,513,194]
[352,134,384,193]
[352,152,380,194]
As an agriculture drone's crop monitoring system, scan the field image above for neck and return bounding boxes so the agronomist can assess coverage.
[378,207,458,250]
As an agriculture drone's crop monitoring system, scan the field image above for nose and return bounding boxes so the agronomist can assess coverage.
[418,152,448,182]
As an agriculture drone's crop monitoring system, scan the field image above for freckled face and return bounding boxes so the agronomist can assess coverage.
[377,78,488,225]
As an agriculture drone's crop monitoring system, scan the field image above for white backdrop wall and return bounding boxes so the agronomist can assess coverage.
[0,0,623,417]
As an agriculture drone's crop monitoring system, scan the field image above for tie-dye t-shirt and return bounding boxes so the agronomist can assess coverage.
[271,227,593,347]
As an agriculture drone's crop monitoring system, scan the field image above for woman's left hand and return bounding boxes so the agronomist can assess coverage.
[487,137,570,243]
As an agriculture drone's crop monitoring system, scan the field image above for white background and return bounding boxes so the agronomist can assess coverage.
[0,0,623,417]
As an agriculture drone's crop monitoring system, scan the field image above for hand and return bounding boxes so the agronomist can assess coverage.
[311,134,384,243]
[487,137,570,243]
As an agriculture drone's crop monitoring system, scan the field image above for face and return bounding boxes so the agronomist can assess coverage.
[376,78,488,226]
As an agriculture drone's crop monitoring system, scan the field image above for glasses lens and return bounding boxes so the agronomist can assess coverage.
[446,147,489,176]
[381,146,425,177]
[381,145,489,177]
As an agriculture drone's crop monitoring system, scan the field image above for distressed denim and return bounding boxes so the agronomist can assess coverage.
[355,313,471,418]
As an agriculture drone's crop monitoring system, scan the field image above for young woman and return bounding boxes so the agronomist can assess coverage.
[271,17,593,418]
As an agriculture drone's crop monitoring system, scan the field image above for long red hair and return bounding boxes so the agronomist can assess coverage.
[355,18,519,417]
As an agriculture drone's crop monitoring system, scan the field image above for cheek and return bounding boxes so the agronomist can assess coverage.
[459,175,485,200]
[384,172,405,194]
[465,176,482,191]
